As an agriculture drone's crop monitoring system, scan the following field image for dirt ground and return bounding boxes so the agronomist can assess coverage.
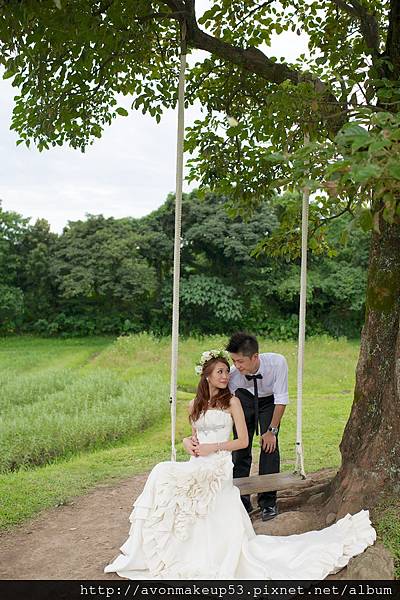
[0,473,149,580]
[0,468,321,580]
[0,468,392,580]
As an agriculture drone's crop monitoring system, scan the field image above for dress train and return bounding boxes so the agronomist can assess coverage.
[105,409,376,580]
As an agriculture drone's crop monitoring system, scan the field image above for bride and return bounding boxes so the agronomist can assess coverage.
[105,350,376,580]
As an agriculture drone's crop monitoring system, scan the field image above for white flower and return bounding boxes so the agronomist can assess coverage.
[194,348,230,375]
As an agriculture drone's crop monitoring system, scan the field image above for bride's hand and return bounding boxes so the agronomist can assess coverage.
[183,437,199,456]
[194,443,214,457]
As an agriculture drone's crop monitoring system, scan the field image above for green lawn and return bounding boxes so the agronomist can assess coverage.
[0,335,111,372]
[0,334,398,576]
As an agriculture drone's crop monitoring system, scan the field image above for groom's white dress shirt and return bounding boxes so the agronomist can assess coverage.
[228,352,289,405]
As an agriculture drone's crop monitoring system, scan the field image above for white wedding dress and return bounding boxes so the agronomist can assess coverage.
[105,409,376,580]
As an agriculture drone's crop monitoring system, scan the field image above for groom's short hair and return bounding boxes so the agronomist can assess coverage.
[226,332,259,356]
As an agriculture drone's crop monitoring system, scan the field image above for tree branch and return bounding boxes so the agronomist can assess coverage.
[235,1,275,28]
[310,199,354,237]
[157,0,345,132]
[178,0,300,85]
[158,0,186,13]
[132,11,185,23]
[330,0,380,53]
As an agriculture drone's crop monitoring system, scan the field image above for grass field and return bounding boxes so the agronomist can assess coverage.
[0,334,398,576]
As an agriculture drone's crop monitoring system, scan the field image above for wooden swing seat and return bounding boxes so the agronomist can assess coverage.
[234,472,306,495]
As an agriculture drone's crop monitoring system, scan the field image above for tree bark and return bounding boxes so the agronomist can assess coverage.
[326,0,400,514]
[326,214,400,516]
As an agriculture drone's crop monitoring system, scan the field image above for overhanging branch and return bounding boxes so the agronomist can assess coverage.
[158,0,346,133]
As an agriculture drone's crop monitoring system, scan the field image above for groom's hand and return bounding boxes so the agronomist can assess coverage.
[260,431,276,453]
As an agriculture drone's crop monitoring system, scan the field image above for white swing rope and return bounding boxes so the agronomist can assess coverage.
[294,131,310,479]
[170,26,309,475]
[170,23,187,462]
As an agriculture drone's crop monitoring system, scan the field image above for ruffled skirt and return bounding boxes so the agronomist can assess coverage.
[105,454,376,580]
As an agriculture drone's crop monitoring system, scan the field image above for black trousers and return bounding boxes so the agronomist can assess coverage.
[232,388,280,510]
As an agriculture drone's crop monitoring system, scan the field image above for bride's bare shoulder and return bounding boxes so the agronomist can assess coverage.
[228,395,241,411]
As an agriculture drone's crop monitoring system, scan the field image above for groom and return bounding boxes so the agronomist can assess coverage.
[226,332,288,521]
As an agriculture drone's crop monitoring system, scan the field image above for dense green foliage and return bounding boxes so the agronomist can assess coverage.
[0,192,369,338]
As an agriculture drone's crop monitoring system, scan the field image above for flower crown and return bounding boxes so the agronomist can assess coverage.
[195,349,230,375]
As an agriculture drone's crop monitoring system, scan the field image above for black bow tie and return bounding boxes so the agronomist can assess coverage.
[245,374,263,381]
[245,374,263,434]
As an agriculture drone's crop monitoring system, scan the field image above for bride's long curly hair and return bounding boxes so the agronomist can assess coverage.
[190,357,232,423]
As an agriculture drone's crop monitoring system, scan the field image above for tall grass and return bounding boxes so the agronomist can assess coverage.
[0,370,169,472]
[0,369,76,410]
[91,333,357,472]
[94,332,360,398]
[0,335,111,373]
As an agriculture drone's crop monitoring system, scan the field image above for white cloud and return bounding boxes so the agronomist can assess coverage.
[0,85,199,231]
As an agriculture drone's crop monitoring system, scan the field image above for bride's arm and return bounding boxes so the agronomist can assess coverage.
[195,396,248,456]
[182,399,199,456]
[216,396,248,452]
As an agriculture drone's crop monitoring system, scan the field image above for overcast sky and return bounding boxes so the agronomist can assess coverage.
[0,2,308,233]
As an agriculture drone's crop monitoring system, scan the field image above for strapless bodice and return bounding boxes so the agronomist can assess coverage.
[192,409,233,444]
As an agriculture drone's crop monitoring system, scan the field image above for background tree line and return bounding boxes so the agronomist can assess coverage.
[0,191,369,338]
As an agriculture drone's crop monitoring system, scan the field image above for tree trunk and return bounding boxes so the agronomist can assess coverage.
[326,215,400,517]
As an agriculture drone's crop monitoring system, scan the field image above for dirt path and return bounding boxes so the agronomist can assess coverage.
[0,466,340,580]
[0,474,149,580]
[0,467,334,580]
[0,468,392,580]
